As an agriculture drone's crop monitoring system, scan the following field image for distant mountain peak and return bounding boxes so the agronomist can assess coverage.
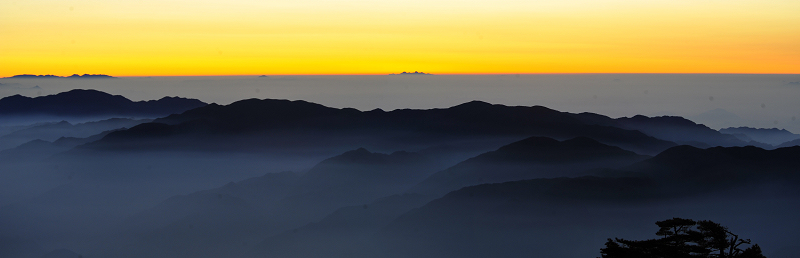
[390,71,431,75]
[450,100,495,110]
[59,88,116,95]
[722,126,791,133]
[5,73,115,79]
[621,114,701,127]
[409,135,649,196]
[719,126,800,146]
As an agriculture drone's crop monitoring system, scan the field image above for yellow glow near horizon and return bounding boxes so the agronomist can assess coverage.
[1,0,798,76]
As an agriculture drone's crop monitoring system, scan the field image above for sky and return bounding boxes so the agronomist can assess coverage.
[1,0,799,76]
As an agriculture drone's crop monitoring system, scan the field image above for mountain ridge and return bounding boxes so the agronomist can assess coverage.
[0,89,206,118]
[409,136,650,196]
[86,98,679,155]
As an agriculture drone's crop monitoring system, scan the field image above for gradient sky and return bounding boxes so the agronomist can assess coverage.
[1,0,798,76]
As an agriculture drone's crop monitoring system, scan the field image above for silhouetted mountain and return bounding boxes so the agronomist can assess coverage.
[0,122,48,137]
[87,99,676,155]
[390,71,431,75]
[66,73,115,79]
[120,171,300,235]
[373,178,799,258]
[0,148,319,257]
[7,95,797,258]
[151,98,347,128]
[688,108,746,130]
[777,138,800,148]
[278,148,438,223]
[613,115,747,147]
[108,139,648,258]
[0,89,206,118]
[372,177,664,258]
[410,136,649,196]
[595,144,800,193]
[102,148,438,258]
[370,145,800,258]
[5,74,62,78]
[627,145,800,194]
[103,171,301,258]
[0,118,149,150]
[0,129,115,162]
[0,139,58,161]
[298,148,435,193]
[720,126,800,146]
[569,112,753,148]
[5,74,115,79]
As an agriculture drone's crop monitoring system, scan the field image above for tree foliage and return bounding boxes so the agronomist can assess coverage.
[599,218,765,258]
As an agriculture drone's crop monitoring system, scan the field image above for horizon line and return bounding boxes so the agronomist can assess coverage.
[3,72,800,78]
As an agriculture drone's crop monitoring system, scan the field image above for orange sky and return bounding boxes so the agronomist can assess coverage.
[1,0,798,76]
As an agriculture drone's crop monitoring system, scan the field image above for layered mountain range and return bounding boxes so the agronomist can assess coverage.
[83,98,766,156]
[0,89,798,258]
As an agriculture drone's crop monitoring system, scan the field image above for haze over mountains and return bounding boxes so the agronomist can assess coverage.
[720,127,800,146]
[0,89,798,258]
[409,136,650,196]
[0,118,151,151]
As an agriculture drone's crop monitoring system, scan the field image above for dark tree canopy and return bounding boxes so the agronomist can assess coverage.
[599,218,766,258]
